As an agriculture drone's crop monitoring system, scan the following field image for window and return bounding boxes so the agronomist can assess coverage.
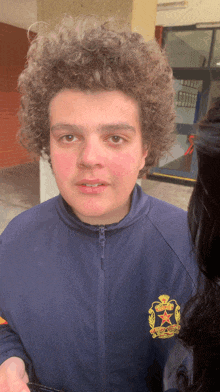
[150,25,220,183]
[165,29,213,68]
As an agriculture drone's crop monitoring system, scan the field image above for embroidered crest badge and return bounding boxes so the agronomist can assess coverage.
[148,295,181,339]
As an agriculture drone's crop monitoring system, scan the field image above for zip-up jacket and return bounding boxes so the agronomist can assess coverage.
[0,185,198,391]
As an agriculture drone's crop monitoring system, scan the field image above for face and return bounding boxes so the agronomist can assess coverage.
[49,89,148,225]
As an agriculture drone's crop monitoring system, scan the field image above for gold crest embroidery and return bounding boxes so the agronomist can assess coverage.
[148,295,181,339]
[0,317,8,325]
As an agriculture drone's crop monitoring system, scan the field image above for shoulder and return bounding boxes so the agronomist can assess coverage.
[0,196,60,245]
[147,195,188,232]
[145,195,197,283]
[133,188,189,249]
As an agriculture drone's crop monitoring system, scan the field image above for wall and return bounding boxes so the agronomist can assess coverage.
[0,23,37,168]
[0,1,38,168]
[132,0,157,41]
[0,0,37,31]
[157,0,220,27]
[37,0,133,30]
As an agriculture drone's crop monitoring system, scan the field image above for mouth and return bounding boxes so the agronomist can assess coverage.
[80,183,106,187]
[76,179,109,186]
[76,180,109,194]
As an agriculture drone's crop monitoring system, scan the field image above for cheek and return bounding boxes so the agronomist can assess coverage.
[110,152,143,178]
[51,150,76,179]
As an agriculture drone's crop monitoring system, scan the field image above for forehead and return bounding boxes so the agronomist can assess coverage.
[49,89,141,124]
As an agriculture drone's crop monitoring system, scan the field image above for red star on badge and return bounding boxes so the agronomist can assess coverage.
[158,310,173,326]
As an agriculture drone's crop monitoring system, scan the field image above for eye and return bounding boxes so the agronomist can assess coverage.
[60,135,76,143]
[109,135,124,144]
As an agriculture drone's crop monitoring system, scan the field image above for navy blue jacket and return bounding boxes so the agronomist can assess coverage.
[0,185,197,391]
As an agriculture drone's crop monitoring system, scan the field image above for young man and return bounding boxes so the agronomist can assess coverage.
[0,16,197,392]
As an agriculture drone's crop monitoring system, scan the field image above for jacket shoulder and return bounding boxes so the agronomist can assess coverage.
[146,196,197,281]
[147,195,188,222]
[0,196,60,244]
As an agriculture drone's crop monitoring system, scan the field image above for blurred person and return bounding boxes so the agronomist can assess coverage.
[172,99,220,392]
[0,16,198,392]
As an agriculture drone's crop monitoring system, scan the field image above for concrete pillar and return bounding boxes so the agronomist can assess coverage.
[131,0,157,41]
[131,0,157,186]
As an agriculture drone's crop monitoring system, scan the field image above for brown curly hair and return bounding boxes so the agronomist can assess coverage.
[17,15,176,177]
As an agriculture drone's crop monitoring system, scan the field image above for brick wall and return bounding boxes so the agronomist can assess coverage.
[155,25,163,47]
[0,22,37,168]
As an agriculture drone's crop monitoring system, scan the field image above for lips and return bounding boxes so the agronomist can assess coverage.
[75,179,109,194]
[76,179,109,186]
[80,184,104,187]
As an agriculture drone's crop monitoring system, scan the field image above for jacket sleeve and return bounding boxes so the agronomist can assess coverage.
[0,322,35,379]
[0,232,35,380]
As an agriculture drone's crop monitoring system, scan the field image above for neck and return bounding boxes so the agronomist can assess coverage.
[72,198,131,226]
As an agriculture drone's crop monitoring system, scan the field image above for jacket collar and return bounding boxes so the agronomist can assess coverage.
[56,184,150,233]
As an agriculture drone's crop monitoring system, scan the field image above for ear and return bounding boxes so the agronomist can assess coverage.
[140,147,148,170]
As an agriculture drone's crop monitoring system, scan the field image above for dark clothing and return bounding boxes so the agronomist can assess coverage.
[0,185,197,391]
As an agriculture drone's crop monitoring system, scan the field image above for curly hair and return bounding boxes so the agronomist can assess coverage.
[17,15,176,176]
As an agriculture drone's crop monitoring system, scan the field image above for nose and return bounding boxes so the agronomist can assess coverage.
[77,136,105,169]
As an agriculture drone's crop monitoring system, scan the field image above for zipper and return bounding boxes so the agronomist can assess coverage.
[99,226,106,270]
[97,226,107,390]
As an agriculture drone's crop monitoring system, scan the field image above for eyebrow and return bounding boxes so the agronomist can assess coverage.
[50,122,136,134]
